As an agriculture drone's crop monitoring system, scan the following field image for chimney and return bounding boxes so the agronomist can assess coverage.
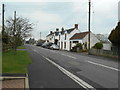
[56,28,59,32]
[61,27,64,32]
[75,24,78,29]
[50,31,53,34]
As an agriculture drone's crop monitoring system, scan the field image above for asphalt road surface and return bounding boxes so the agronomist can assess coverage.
[26,45,119,89]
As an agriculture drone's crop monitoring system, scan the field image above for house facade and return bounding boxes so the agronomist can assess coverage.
[70,32,100,49]
[46,24,100,51]
[46,24,80,51]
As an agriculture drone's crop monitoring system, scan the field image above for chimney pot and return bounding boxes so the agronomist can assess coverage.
[62,27,64,32]
[75,24,78,29]
[50,31,53,34]
[56,28,59,32]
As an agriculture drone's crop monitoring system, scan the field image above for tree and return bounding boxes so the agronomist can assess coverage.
[71,43,83,52]
[108,22,120,46]
[92,42,103,49]
[3,17,33,52]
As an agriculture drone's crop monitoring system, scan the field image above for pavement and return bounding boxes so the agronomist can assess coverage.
[1,74,29,89]
[26,45,119,89]
[2,79,25,88]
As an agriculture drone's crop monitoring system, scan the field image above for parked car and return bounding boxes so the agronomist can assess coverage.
[50,44,59,50]
[42,42,53,48]
[36,42,42,46]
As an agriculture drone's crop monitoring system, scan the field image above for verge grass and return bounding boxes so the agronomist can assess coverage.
[2,50,32,73]
[17,46,26,49]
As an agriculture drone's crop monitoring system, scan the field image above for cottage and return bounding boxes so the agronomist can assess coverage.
[46,24,80,51]
[70,32,100,50]
[46,24,100,51]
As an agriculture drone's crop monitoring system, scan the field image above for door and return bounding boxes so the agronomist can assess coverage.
[70,41,72,50]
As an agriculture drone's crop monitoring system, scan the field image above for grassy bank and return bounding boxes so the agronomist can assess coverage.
[2,49,32,73]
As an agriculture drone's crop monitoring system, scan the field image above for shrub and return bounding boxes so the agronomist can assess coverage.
[93,42,103,49]
[71,43,83,52]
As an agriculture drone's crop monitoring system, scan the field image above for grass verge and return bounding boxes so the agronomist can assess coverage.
[2,50,32,73]
[17,46,26,49]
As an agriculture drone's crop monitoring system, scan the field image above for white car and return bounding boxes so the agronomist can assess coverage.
[50,44,59,50]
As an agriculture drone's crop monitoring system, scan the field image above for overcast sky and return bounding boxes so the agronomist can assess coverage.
[0,0,120,40]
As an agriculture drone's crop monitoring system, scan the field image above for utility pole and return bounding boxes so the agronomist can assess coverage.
[88,0,91,54]
[40,32,41,40]
[13,11,16,35]
[2,4,5,35]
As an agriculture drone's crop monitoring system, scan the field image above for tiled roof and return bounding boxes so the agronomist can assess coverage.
[70,32,89,40]
[47,27,76,37]
[55,32,59,36]
[66,28,75,33]
[46,33,53,37]
[60,28,75,35]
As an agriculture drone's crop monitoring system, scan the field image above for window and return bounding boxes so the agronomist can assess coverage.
[65,34,66,40]
[64,42,66,48]
[59,35,60,40]
[73,41,78,43]
[59,42,60,48]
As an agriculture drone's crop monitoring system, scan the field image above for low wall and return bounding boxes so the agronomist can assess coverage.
[90,48,119,59]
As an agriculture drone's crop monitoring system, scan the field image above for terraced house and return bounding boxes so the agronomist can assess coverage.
[46,24,100,51]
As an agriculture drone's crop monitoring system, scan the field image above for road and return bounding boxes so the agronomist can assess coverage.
[26,45,119,89]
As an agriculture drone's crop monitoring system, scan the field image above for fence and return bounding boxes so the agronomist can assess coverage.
[90,48,119,59]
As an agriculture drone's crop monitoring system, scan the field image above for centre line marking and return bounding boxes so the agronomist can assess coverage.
[67,55,77,59]
[87,61,119,71]
[42,56,96,90]
[61,54,77,59]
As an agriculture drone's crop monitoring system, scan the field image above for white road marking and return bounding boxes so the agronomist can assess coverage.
[61,54,77,59]
[87,61,119,72]
[67,55,77,59]
[33,49,37,52]
[42,56,95,90]
[61,54,67,56]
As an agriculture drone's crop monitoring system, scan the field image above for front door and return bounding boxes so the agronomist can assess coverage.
[70,41,72,50]
[61,42,63,50]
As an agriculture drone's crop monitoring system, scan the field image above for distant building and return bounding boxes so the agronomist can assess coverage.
[95,34,112,50]
[118,1,120,22]
[26,38,36,44]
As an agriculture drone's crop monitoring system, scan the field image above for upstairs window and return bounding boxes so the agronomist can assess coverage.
[59,35,60,40]
[65,34,67,40]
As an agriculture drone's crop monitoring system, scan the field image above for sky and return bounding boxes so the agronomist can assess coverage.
[0,0,120,40]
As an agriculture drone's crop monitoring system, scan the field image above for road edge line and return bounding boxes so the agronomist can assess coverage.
[42,55,96,90]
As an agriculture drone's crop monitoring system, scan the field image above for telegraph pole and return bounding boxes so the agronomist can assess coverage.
[13,11,16,35]
[88,0,91,54]
[2,4,5,35]
[40,32,41,40]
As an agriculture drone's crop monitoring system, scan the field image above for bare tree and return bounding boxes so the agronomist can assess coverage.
[4,17,33,52]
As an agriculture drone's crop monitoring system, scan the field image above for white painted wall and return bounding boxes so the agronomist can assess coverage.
[66,29,80,50]
[46,35,53,43]
[58,28,80,51]
[103,43,111,50]
[83,32,100,49]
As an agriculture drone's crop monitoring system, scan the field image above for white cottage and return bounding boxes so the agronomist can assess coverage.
[70,32,100,49]
[46,24,100,51]
[46,24,80,51]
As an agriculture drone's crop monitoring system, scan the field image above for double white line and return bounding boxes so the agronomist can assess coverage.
[42,56,96,90]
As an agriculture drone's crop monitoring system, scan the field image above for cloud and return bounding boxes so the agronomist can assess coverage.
[23,11,61,24]
[1,1,120,40]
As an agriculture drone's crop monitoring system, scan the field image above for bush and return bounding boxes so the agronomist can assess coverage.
[71,43,83,52]
[93,42,103,49]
